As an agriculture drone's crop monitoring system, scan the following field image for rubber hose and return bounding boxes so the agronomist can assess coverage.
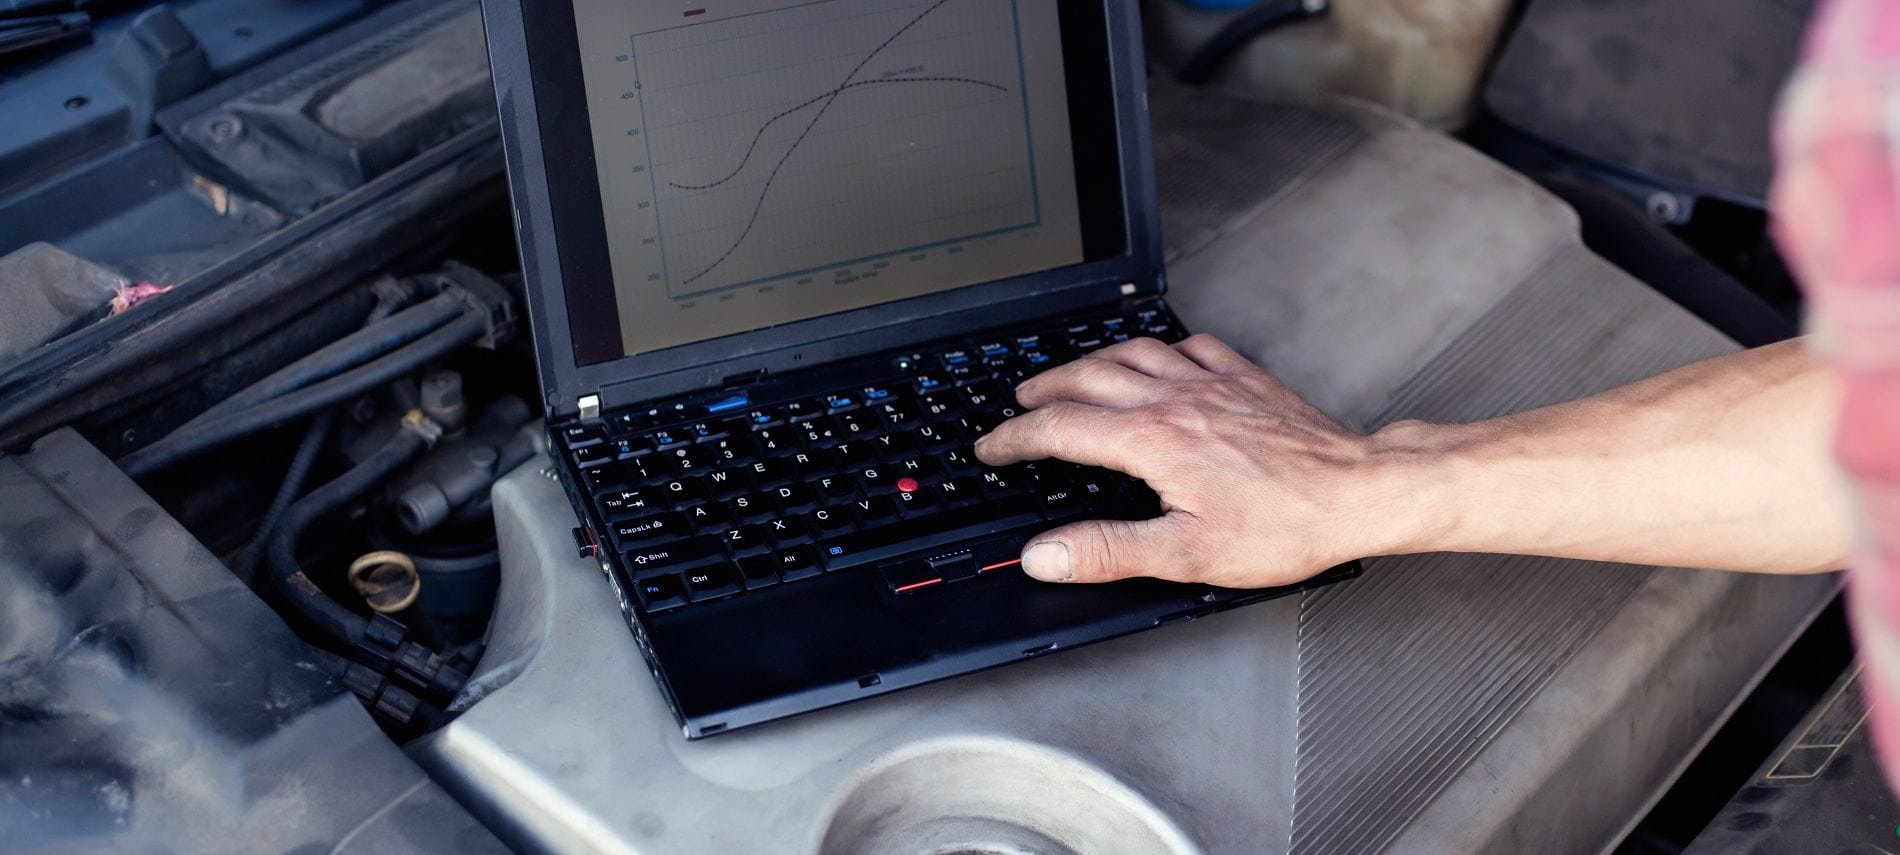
[410,548,501,576]
[233,409,337,584]
[121,312,483,478]
[231,292,414,581]
[1176,0,1327,87]
[180,293,463,430]
[267,425,431,648]
[362,288,407,326]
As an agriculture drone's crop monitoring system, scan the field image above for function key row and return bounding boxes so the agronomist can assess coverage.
[931,310,1182,373]
[569,385,1013,462]
[563,307,1181,452]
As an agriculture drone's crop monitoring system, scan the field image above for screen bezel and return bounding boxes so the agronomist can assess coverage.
[483,0,1163,418]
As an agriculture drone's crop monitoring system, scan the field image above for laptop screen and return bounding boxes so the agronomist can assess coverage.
[558,0,1118,363]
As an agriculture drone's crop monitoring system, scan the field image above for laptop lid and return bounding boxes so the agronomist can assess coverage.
[483,0,1163,420]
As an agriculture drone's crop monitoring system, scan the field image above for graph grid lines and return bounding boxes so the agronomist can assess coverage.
[629,0,1039,299]
[627,41,672,290]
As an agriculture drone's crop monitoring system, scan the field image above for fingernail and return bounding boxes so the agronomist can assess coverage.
[1021,541,1072,582]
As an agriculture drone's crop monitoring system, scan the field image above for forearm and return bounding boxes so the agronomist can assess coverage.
[1371,339,1852,573]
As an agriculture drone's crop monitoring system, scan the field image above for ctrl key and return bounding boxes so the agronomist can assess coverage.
[684,564,743,602]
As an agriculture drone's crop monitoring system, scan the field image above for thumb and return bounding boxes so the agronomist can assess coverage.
[1020,516,1202,584]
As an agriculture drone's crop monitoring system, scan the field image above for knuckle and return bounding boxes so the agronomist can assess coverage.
[1072,355,1118,383]
[1023,360,1087,400]
[1070,521,1138,581]
[1123,337,1171,357]
[1128,410,1178,448]
[1012,378,1050,407]
[1032,403,1071,432]
[1076,526,1121,579]
[1152,399,1211,434]
[1157,380,1205,405]
[1027,405,1081,452]
[987,416,1025,443]
[974,426,1020,460]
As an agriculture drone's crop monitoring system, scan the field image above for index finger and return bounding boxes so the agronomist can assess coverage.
[972,402,1149,477]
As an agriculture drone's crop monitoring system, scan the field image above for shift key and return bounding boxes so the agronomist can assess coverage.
[622,538,725,578]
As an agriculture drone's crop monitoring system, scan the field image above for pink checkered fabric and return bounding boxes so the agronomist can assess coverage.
[1772,0,1900,786]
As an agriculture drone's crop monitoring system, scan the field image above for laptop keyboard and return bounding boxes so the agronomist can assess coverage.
[559,305,1183,614]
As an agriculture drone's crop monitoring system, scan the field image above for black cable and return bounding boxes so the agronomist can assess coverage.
[1176,0,1328,87]
[120,312,483,478]
[227,289,417,582]
[361,290,406,326]
[180,293,463,431]
[267,422,432,648]
[0,128,503,451]
[233,410,337,585]
[0,11,86,55]
[411,548,501,576]
[1,1,75,15]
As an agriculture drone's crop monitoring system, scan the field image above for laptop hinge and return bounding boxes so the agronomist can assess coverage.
[577,394,602,422]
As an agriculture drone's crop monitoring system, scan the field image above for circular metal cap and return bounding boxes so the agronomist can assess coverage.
[348,551,421,614]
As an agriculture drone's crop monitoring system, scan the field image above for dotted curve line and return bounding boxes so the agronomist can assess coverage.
[679,0,969,287]
[668,75,1008,190]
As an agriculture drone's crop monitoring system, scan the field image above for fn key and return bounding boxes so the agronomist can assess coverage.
[635,574,686,613]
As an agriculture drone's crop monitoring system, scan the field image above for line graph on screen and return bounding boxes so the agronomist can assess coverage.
[628,0,1039,298]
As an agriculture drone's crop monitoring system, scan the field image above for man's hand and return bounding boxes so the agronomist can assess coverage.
[976,334,1851,585]
[973,334,1410,587]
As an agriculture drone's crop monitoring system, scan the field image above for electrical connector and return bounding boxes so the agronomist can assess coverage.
[343,612,469,730]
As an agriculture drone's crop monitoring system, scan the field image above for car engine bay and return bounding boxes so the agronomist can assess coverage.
[0,0,1863,852]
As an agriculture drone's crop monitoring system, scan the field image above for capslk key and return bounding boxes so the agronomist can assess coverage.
[612,513,687,550]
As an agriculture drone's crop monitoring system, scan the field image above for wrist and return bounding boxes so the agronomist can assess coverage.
[1361,419,1493,558]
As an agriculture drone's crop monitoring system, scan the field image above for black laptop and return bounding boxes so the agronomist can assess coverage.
[482,0,1358,737]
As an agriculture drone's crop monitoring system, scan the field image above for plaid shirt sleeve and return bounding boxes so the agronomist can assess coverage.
[1772,0,1900,786]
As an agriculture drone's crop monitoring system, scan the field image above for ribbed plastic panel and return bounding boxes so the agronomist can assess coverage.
[1290,247,1738,854]
[1294,554,1653,854]
[1371,249,1737,427]
[1148,84,1364,262]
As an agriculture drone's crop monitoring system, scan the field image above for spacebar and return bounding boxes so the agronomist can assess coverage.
[820,503,1041,571]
